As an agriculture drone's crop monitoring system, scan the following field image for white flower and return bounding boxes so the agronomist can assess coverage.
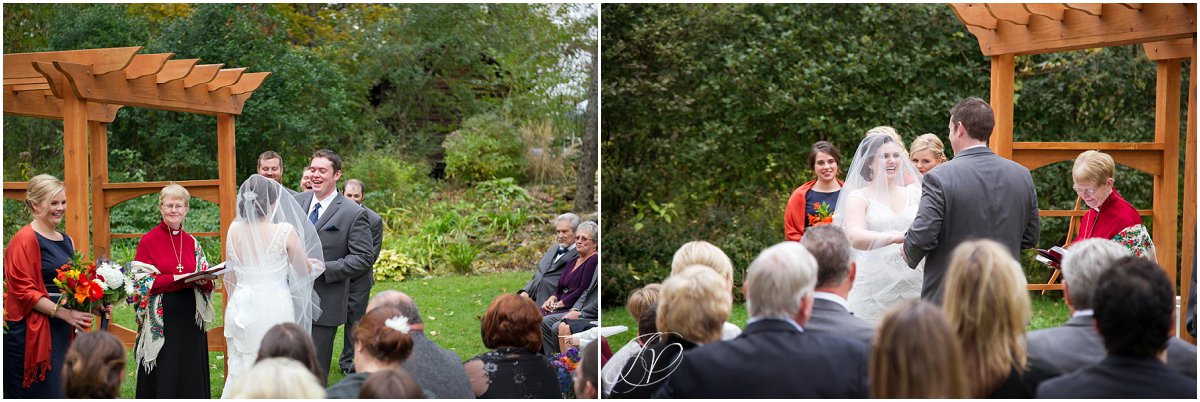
[93,278,108,290]
[384,315,411,334]
[125,280,136,296]
[96,264,125,290]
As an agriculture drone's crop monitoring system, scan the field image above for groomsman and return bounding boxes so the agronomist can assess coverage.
[337,179,384,375]
[293,149,374,385]
[257,151,296,195]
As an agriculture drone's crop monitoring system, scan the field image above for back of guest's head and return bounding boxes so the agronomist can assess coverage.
[636,304,659,344]
[865,126,905,149]
[670,240,734,288]
[800,225,853,288]
[942,240,1029,397]
[807,141,842,170]
[745,242,818,319]
[909,133,947,162]
[25,174,65,212]
[575,339,600,398]
[658,266,731,344]
[870,299,968,398]
[949,97,994,142]
[1094,256,1175,358]
[1072,150,1116,186]
[62,331,124,399]
[358,367,425,399]
[481,293,543,352]
[368,290,424,324]
[625,283,662,320]
[1061,238,1131,310]
[355,306,415,364]
[226,357,325,398]
[256,322,323,380]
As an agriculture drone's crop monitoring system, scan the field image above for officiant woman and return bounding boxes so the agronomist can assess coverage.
[4,174,95,398]
[785,141,844,241]
[130,183,215,398]
[1069,150,1156,259]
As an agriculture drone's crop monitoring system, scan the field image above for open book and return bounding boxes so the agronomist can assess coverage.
[182,262,228,283]
[1035,246,1069,268]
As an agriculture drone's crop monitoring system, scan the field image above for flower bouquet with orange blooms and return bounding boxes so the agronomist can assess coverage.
[52,253,105,317]
[807,201,834,226]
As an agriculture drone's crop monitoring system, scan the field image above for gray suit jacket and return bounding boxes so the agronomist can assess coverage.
[293,191,374,326]
[347,206,383,299]
[903,146,1040,303]
[521,244,578,306]
[1027,314,1196,378]
[400,331,474,399]
[805,297,874,345]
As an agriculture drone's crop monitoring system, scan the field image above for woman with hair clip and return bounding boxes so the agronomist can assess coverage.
[328,305,430,398]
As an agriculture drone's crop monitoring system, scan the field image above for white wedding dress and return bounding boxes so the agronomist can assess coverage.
[221,223,296,397]
[844,185,925,325]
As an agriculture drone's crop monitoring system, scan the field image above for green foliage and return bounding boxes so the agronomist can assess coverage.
[443,112,527,184]
[474,177,533,207]
[444,240,482,274]
[343,151,440,210]
[373,248,426,282]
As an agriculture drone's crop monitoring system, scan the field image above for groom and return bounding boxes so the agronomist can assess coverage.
[293,149,375,384]
[903,97,1040,303]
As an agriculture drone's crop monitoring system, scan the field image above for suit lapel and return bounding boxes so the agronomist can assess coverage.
[316,194,344,229]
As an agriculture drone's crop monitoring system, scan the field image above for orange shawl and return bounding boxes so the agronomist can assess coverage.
[3,225,55,388]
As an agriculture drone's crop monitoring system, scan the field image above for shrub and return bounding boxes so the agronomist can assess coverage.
[521,119,577,185]
[443,239,480,275]
[374,248,426,282]
[343,151,439,210]
[443,112,526,184]
[474,177,532,208]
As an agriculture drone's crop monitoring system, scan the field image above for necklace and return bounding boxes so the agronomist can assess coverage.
[168,225,184,273]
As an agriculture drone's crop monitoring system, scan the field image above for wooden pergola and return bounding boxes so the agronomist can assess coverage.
[2,46,268,354]
[950,3,1196,343]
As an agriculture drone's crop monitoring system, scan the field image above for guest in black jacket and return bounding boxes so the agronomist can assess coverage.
[654,242,869,398]
[1037,257,1196,398]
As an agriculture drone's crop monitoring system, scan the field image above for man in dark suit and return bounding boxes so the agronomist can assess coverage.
[654,242,869,398]
[367,290,474,399]
[292,149,374,385]
[1037,257,1196,398]
[336,179,384,375]
[518,213,580,306]
[904,97,1040,303]
[1028,238,1196,378]
[799,225,873,345]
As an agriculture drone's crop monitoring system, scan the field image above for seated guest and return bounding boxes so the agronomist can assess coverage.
[520,213,580,306]
[600,284,660,397]
[1028,239,1195,378]
[255,322,324,380]
[367,290,473,399]
[464,294,560,399]
[799,225,873,344]
[1070,150,1156,259]
[574,340,600,399]
[670,240,742,339]
[655,242,869,398]
[541,221,599,355]
[1037,257,1197,398]
[943,240,1058,398]
[609,267,731,398]
[225,357,325,398]
[328,306,424,399]
[62,331,125,399]
[359,367,425,399]
[870,299,968,398]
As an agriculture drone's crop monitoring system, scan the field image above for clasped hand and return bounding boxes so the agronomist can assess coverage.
[541,296,564,313]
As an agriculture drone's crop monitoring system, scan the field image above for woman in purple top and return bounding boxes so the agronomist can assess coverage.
[541,221,598,316]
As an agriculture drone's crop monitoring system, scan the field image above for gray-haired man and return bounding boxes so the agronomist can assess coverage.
[518,213,580,306]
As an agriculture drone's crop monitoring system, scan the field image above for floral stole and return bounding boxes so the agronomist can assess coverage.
[129,235,214,372]
[1113,224,1157,262]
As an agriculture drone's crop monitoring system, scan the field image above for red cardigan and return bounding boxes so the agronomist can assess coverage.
[784,179,843,241]
[3,225,63,387]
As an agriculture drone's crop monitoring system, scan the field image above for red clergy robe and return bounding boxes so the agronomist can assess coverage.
[134,221,214,294]
[1074,190,1142,243]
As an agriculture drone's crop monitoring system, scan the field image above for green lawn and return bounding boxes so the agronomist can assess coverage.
[110,270,528,398]
[602,292,1070,350]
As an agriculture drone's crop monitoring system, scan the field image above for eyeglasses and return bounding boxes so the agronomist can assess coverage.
[1072,185,1100,196]
[161,203,188,211]
[575,235,594,242]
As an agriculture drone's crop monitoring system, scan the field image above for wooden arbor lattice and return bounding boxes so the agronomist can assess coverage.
[950,3,1197,343]
[2,46,269,354]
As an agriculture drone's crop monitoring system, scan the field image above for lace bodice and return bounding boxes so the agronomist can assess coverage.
[849,184,920,233]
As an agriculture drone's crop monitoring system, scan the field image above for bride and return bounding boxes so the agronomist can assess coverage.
[833,131,925,324]
[221,174,324,396]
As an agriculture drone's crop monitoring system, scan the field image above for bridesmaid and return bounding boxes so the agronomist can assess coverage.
[131,183,215,398]
[4,174,94,398]
[784,141,844,241]
[909,133,948,176]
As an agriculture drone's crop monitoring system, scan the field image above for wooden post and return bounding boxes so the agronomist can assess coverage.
[215,113,235,379]
[989,54,1015,159]
[1153,59,1181,285]
[61,86,90,254]
[1181,55,1196,345]
[89,121,110,259]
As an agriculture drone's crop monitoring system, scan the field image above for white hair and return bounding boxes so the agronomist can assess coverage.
[745,242,818,319]
[1061,238,1132,310]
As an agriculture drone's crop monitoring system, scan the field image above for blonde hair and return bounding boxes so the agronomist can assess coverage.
[866,126,906,150]
[670,241,734,288]
[625,283,662,320]
[744,242,818,319]
[942,240,1030,398]
[657,266,731,344]
[1072,150,1115,187]
[25,174,65,213]
[158,183,191,206]
[909,133,947,162]
[225,357,325,398]
[870,299,969,398]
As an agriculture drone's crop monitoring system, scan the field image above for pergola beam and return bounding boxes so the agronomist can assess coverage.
[3,46,140,80]
[952,3,1196,56]
[47,60,254,115]
[3,89,121,122]
[1144,38,1195,61]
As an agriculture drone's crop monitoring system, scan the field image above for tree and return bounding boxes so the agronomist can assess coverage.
[575,49,598,212]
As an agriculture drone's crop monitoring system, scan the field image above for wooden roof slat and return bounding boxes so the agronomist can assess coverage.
[1144,38,1195,61]
[206,68,246,91]
[962,3,1195,56]
[986,4,1032,26]
[3,47,140,80]
[1023,4,1066,21]
[124,53,173,79]
[50,60,252,115]
[3,89,120,123]
[3,77,47,86]
[229,72,269,95]
[31,61,67,98]
[951,3,998,30]
[1119,3,1143,10]
[1064,4,1103,17]
[155,59,199,84]
[6,83,50,92]
[183,64,224,88]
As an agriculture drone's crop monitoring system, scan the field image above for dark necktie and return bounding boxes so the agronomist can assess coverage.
[309,203,321,224]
